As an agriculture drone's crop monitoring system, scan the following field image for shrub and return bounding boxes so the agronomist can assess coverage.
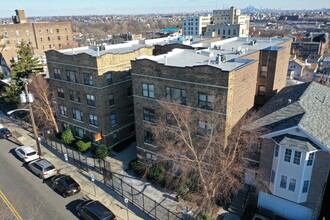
[95,144,109,159]
[76,140,91,152]
[129,160,146,176]
[61,129,75,144]
[202,212,211,220]
[147,163,165,184]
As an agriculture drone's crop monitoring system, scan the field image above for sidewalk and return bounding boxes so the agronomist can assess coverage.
[1,116,152,220]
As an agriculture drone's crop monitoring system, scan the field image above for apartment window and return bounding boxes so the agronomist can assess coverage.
[16,30,19,36]
[125,69,131,78]
[258,86,266,96]
[56,28,60,33]
[198,121,214,136]
[72,109,83,121]
[47,36,50,41]
[59,106,67,116]
[57,36,61,40]
[274,145,279,157]
[49,44,52,49]
[74,126,85,138]
[228,29,231,35]
[85,94,95,106]
[108,94,114,106]
[89,114,98,126]
[83,73,93,86]
[146,152,157,161]
[4,31,8,37]
[112,132,118,143]
[284,149,292,162]
[46,29,49,34]
[302,180,309,193]
[280,175,287,189]
[57,88,65,98]
[289,178,296,192]
[144,130,154,144]
[69,90,81,103]
[307,152,315,166]
[293,151,301,165]
[143,108,156,123]
[127,87,132,97]
[198,93,214,110]
[223,29,225,35]
[106,73,113,85]
[142,83,155,98]
[40,37,43,42]
[233,29,236,35]
[66,70,78,83]
[166,87,186,105]
[53,68,61,79]
[270,170,275,183]
[65,27,68,33]
[110,114,117,126]
[260,65,267,77]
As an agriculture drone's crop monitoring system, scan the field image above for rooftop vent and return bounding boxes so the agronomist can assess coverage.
[216,54,226,64]
[249,39,257,46]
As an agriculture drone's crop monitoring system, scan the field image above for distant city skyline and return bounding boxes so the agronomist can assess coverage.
[1,0,329,17]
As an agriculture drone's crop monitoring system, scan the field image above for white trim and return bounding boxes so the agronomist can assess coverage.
[51,78,132,90]
[298,151,308,202]
[297,125,329,152]
[59,119,134,136]
[47,60,131,70]
[137,146,159,155]
[132,73,230,89]
[273,142,281,194]
[134,95,228,115]
[260,126,298,139]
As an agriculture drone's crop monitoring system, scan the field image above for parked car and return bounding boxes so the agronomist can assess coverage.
[76,200,116,220]
[28,159,57,179]
[15,146,39,162]
[51,174,80,198]
[0,128,12,139]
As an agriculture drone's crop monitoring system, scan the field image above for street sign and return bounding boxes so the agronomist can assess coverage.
[90,174,95,182]
[64,153,68,162]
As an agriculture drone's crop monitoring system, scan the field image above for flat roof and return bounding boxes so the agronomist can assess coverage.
[58,43,150,57]
[137,37,291,71]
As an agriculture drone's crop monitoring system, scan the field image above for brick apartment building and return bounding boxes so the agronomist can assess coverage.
[46,43,154,147]
[244,82,330,220]
[0,10,74,63]
[131,37,292,161]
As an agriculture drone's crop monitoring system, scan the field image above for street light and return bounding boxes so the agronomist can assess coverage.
[9,78,42,156]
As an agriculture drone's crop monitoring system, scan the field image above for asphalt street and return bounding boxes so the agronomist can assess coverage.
[0,138,83,220]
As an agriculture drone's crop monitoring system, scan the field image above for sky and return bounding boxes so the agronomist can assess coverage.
[1,0,329,17]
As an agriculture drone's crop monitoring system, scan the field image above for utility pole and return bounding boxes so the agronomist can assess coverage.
[22,81,42,156]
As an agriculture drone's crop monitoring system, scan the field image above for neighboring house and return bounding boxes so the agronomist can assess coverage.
[131,37,291,161]
[287,58,305,79]
[244,82,330,220]
[205,6,250,38]
[318,56,330,75]
[291,32,329,59]
[182,15,212,37]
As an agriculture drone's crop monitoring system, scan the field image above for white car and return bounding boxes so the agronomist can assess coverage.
[15,146,39,162]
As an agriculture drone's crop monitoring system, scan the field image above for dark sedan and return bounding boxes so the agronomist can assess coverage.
[51,174,81,198]
[0,128,12,139]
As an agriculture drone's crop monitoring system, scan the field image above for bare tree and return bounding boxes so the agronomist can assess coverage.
[146,99,260,217]
[27,74,59,133]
